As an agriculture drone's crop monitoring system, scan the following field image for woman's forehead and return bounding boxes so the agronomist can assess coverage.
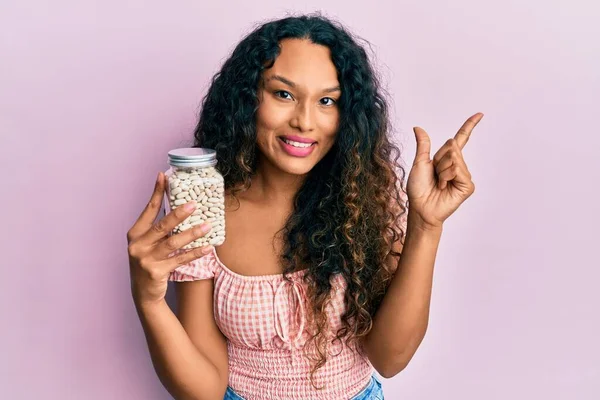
[264,38,339,91]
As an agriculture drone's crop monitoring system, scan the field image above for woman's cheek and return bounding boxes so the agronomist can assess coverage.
[256,96,286,129]
[255,130,270,152]
[321,115,339,145]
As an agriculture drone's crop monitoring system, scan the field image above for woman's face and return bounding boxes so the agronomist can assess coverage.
[255,38,341,176]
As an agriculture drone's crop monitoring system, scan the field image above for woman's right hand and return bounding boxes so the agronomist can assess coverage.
[126,172,213,308]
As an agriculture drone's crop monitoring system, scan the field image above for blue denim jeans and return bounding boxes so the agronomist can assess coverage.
[223,374,384,399]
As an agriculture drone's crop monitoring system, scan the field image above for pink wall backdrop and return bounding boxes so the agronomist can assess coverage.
[1,1,598,399]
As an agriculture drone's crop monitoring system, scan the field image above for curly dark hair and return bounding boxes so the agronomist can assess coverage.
[192,13,408,389]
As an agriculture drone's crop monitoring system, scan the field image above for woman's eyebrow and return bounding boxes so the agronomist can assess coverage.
[267,75,340,93]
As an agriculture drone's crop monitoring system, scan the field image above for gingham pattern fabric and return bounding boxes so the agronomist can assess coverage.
[169,247,375,399]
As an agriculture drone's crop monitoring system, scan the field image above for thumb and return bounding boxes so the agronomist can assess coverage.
[413,127,431,164]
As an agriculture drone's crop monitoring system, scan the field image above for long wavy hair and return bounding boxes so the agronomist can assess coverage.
[192,13,409,389]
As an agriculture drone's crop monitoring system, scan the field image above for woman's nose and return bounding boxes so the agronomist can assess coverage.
[290,103,315,132]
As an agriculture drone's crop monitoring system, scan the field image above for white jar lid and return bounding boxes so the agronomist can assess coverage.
[168,147,217,167]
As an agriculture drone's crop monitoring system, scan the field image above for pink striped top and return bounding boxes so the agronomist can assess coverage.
[168,247,374,399]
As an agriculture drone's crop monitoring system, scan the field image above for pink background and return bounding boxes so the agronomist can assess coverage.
[1,1,598,399]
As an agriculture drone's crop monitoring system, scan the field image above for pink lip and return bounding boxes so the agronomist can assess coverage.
[278,137,316,157]
[279,135,317,144]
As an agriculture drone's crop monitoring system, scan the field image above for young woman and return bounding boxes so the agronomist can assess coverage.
[127,14,483,400]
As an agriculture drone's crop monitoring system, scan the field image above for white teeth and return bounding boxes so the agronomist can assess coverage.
[281,138,313,148]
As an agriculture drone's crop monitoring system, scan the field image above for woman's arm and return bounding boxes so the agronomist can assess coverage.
[134,285,228,400]
[365,114,482,378]
[362,212,443,378]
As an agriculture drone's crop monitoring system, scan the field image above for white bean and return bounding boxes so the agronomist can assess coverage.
[170,164,224,245]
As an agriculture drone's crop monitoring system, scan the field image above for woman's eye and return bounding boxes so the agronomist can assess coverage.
[320,97,336,106]
[274,90,293,100]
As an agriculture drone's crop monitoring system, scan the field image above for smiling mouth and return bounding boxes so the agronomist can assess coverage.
[278,137,317,147]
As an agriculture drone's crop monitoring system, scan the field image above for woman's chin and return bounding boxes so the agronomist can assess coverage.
[257,150,319,176]
[278,162,314,176]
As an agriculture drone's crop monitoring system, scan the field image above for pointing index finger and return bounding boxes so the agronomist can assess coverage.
[454,112,484,149]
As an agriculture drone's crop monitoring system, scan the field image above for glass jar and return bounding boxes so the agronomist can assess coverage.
[163,148,225,250]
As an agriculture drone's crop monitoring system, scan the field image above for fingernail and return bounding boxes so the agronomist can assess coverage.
[184,201,196,211]
[200,223,211,233]
[201,245,214,254]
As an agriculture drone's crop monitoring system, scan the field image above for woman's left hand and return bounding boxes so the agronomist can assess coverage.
[406,112,484,231]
